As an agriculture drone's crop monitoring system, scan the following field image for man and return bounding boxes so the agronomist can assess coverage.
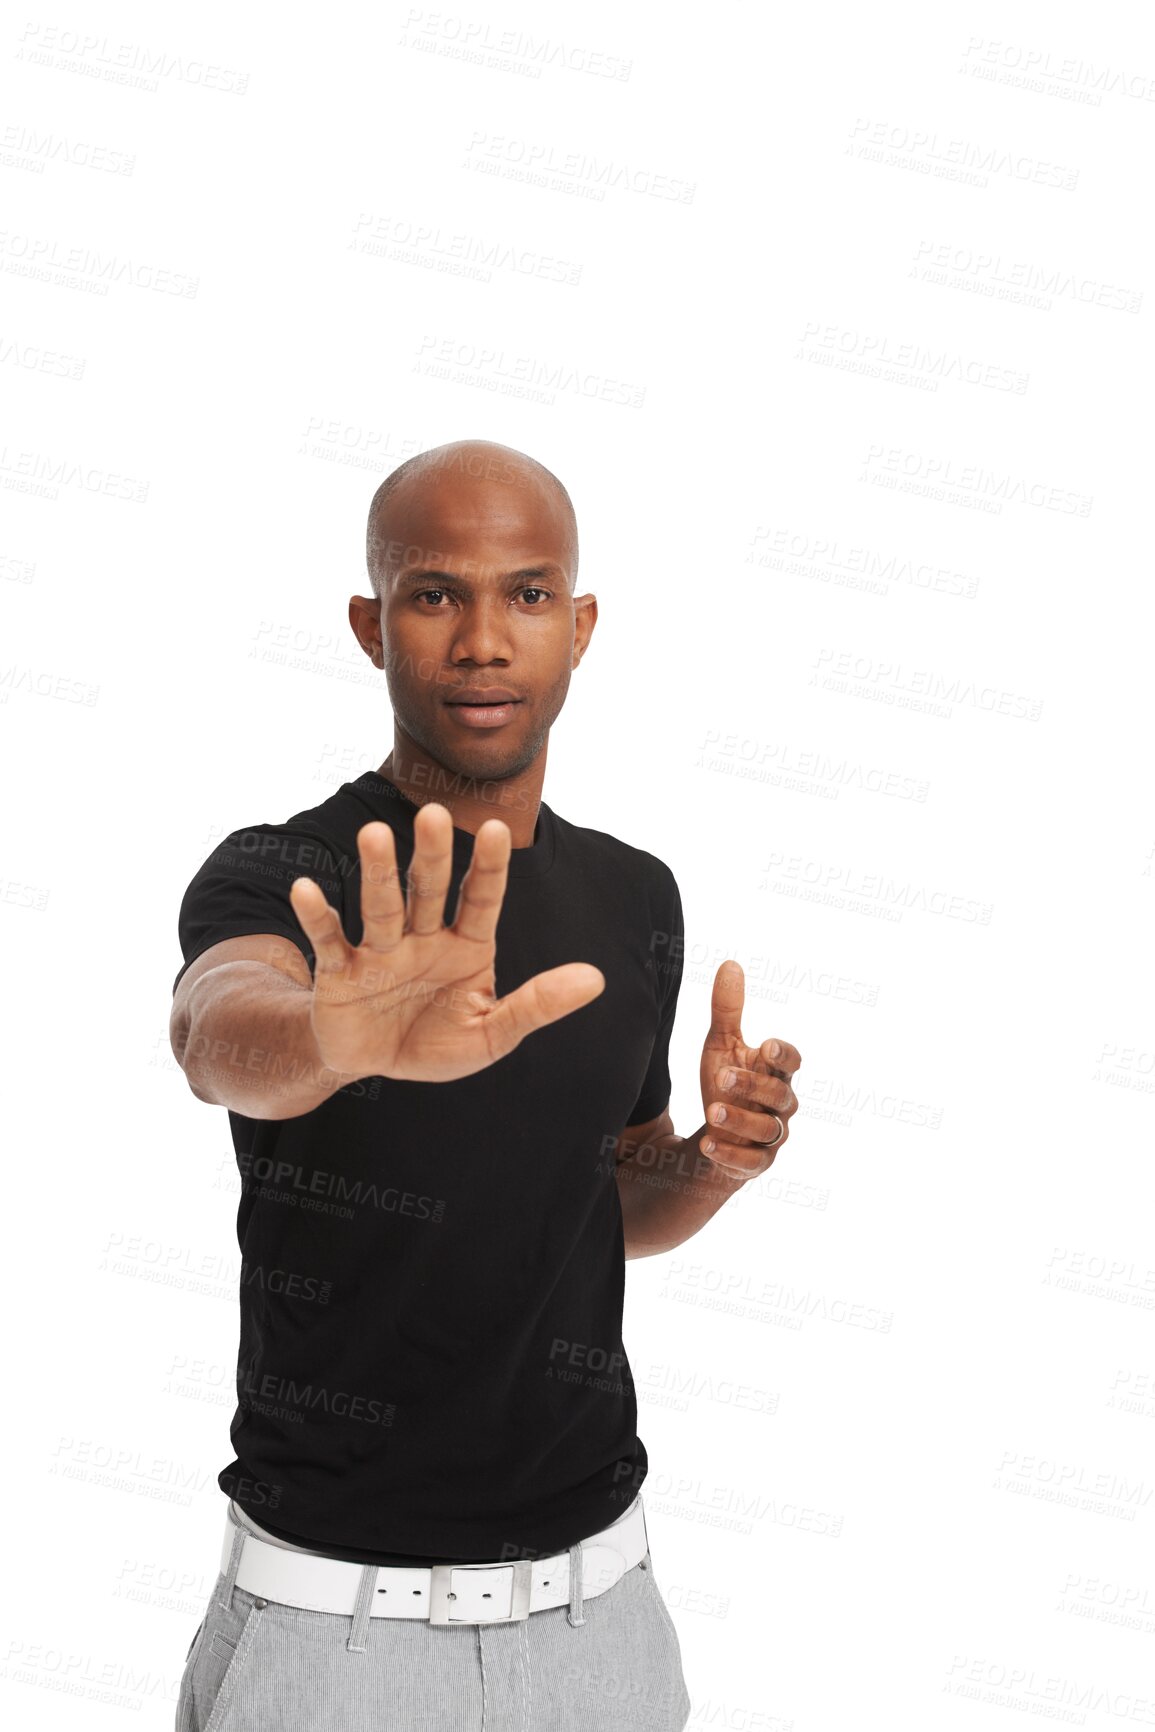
[169,438,801,1731]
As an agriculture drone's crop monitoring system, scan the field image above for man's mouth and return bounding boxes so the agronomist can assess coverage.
[445,689,521,705]
[444,690,523,729]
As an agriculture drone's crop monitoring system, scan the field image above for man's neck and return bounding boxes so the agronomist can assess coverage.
[377,745,545,849]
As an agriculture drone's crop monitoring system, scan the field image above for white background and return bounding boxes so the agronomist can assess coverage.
[3,1,1153,1727]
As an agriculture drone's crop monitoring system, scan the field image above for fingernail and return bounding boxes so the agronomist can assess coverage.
[702,1138,715,1154]
[721,1069,736,1090]
[711,1105,727,1124]
[769,1040,782,1059]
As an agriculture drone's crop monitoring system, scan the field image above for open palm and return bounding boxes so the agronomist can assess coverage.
[288,803,605,1084]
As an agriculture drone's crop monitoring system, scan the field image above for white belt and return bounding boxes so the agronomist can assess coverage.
[220,1496,649,1625]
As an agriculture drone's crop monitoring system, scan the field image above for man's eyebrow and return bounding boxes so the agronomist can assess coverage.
[393,564,565,588]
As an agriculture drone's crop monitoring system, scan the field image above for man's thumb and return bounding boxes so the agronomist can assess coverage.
[486,963,606,1053]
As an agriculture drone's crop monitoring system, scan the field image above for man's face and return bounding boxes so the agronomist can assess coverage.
[373,467,591,783]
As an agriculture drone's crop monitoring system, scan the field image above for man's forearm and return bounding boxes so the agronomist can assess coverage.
[614,1122,746,1259]
[172,962,361,1119]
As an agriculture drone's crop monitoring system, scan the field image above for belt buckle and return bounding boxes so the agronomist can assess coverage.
[428,1557,533,1625]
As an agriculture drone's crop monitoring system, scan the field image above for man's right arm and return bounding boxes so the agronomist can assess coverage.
[171,807,607,1108]
[170,935,364,1120]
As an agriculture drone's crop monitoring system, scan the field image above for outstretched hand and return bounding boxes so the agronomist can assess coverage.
[698,960,801,1181]
[288,803,605,1084]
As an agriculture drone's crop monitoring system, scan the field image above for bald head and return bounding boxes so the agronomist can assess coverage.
[366,439,578,599]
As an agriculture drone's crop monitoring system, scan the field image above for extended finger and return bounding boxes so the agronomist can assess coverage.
[474,961,606,1060]
[714,1064,796,1116]
[699,1136,782,1177]
[759,1037,802,1076]
[357,822,405,953]
[706,960,746,1048]
[704,1096,790,1145]
[288,877,353,978]
[698,1124,785,1176]
[405,802,455,937]
[451,818,513,950]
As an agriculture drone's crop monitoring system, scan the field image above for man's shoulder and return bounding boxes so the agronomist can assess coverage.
[191,779,375,890]
[550,806,678,896]
[216,775,376,848]
[281,777,367,842]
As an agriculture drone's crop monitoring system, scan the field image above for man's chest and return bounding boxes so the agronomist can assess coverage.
[336,857,662,1146]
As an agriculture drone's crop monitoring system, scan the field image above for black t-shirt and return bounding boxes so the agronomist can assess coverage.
[173,770,684,1566]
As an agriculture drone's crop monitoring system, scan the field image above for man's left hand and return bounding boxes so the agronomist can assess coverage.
[698,960,801,1181]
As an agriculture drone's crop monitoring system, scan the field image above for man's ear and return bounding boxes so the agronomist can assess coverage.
[573,591,598,666]
[349,594,383,665]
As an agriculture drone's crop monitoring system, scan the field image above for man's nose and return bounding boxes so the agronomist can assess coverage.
[448,596,514,663]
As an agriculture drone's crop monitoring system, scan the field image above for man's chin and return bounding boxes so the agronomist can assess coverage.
[424,735,526,790]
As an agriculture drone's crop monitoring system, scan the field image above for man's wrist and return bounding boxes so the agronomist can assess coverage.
[616,1119,748,1259]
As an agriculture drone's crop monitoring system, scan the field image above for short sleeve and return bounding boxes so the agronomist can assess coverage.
[625,869,684,1127]
[172,823,346,996]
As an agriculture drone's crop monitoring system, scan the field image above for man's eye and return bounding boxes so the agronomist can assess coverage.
[414,587,550,606]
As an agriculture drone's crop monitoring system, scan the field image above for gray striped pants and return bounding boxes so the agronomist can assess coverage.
[175,1509,691,1730]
